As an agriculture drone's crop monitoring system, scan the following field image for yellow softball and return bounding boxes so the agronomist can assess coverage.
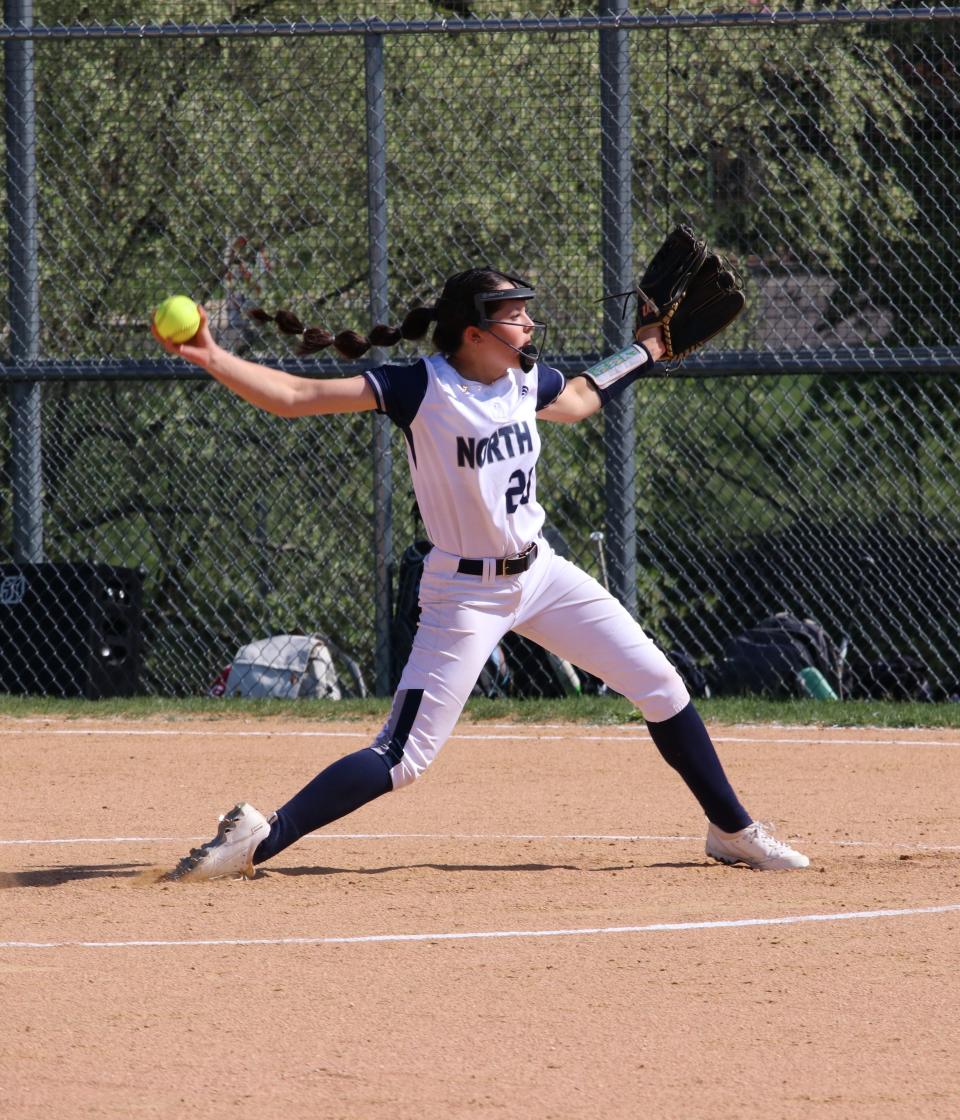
[153,295,201,344]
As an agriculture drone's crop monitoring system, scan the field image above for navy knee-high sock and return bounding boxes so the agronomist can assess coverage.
[645,702,752,833]
[253,747,393,864]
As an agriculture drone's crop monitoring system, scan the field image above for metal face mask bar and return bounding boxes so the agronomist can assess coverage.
[472,286,536,328]
[472,287,547,371]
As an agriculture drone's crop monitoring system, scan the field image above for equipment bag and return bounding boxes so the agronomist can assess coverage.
[224,633,366,700]
[500,632,581,699]
[718,612,843,699]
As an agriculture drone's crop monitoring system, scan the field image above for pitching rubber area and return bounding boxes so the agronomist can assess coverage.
[2,716,959,1119]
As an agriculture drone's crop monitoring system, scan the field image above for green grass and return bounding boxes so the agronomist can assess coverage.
[0,693,958,728]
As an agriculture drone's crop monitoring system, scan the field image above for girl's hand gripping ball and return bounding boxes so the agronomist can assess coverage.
[153,295,201,344]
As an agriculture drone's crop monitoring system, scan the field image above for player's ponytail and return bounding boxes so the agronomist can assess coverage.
[398,304,437,341]
[247,306,428,358]
[247,266,525,358]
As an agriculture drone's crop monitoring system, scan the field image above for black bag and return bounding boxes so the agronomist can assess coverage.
[667,648,711,699]
[500,632,581,698]
[474,642,512,699]
[850,656,934,702]
[718,612,843,699]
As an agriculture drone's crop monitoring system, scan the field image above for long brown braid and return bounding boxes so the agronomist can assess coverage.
[247,267,531,359]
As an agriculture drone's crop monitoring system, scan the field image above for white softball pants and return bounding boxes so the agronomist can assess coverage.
[373,538,690,788]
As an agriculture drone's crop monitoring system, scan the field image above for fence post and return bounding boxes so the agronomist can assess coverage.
[598,0,636,616]
[366,31,393,696]
[4,0,44,563]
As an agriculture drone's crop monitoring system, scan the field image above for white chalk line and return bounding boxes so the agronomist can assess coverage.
[3,902,960,951]
[0,830,699,847]
[6,716,955,732]
[2,830,958,853]
[3,724,959,747]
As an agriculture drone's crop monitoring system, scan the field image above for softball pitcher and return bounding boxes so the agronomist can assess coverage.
[153,267,809,878]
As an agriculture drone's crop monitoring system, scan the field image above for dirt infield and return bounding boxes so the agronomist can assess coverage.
[2,716,959,1119]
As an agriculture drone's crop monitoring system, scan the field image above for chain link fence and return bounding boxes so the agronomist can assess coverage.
[2,3,959,701]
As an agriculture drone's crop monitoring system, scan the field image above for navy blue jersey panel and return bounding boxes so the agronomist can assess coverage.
[535,364,566,411]
[364,359,430,429]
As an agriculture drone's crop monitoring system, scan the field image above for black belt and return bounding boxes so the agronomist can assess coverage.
[457,542,538,576]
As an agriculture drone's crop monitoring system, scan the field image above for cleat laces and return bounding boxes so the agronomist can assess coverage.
[751,822,793,855]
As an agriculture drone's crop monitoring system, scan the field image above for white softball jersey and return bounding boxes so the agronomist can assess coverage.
[364,353,564,560]
[362,353,689,789]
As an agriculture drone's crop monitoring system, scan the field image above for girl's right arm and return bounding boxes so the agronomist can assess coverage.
[152,305,377,417]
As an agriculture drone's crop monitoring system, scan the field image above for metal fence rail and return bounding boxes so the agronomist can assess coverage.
[2,3,959,701]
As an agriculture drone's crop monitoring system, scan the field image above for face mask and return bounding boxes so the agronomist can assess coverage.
[473,287,546,372]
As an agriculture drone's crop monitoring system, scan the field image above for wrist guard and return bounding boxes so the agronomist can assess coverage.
[581,343,654,406]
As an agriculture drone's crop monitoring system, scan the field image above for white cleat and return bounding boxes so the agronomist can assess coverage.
[164,802,270,882]
[706,820,810,871]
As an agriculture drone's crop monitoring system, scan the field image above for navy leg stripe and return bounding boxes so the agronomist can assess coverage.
[382,688,424,766]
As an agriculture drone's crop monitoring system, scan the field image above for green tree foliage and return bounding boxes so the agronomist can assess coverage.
[3,5,958,693]
[849,9,960,346]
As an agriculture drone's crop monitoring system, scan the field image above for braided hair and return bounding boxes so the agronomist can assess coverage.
[248,267,532,359]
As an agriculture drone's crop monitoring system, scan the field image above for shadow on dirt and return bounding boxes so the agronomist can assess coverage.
[1,859,709,888]
[0,863,151,888]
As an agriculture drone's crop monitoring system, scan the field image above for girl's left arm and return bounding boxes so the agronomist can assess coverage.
[539,323,666,424]
[537,376,603,423]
